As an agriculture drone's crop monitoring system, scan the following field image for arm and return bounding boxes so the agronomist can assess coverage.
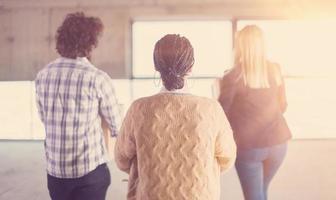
[273,63,288,113]
[97,73,121,137]
[212,78,221,99]
[114,106,136,173]
[102,118,115,159]
[34,79,44,123]
[278,80,288,113]
[215,103,237,173]
[217,70,239,115]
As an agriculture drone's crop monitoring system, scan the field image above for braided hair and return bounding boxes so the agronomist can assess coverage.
[153,34,194,91]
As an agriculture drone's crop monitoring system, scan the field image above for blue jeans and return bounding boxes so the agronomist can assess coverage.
[235,143,287,200]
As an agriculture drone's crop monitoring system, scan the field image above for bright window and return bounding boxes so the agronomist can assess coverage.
[132,21,232,77]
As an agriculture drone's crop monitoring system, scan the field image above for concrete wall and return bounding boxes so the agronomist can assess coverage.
[1,0,336,80]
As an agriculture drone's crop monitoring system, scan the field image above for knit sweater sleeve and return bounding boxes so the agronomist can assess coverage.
[114,103,136,173]
[214,102,237,173]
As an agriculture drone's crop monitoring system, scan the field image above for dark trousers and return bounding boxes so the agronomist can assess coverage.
[235,143,287,200]
[47,164,111,200]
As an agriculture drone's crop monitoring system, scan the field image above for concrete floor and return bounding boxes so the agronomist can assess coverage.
[0,140,335,200]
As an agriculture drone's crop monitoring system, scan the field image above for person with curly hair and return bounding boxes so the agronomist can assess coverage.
[35,12,121,200]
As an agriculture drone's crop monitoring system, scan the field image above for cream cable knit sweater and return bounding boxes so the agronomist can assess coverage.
[115,93,236,200]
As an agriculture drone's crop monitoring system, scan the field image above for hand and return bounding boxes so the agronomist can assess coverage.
[211,78,222,99]
[102,118,115,160]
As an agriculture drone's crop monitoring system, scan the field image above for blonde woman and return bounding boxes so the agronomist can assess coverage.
[218,25,292,200]
[115,34,236,200]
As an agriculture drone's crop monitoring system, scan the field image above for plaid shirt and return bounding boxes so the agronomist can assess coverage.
[35,57,121,178]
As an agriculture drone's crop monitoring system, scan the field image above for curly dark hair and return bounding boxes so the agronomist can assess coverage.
[153,34,194,91]
[56,12,103,59]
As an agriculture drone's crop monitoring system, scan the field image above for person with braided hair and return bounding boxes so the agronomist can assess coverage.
[115,34,236,200]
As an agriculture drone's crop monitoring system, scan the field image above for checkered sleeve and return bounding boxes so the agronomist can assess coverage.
[97,72,121,137]
[34,77,45,123]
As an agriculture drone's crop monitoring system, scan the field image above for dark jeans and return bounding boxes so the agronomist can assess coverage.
[47,164,111,200]
[235,143,287,200]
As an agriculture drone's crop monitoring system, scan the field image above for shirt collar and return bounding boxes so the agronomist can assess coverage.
[159,85,190,94]
[76,57,97,69]
[76,57,90,64]
[55,57,95,68]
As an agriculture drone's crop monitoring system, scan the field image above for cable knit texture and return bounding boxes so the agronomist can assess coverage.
[115,93,236,200]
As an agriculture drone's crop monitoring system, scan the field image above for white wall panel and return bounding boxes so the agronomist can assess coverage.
[0,82,33,139]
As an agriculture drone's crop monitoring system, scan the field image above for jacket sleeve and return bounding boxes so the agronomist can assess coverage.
[214,103,237,173]
[217,70,239,115]
[114,105,136,173]
[278,82,288,113]
[273,63,288,113]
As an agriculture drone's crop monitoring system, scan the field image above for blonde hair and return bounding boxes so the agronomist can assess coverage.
[234,25,282,88]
